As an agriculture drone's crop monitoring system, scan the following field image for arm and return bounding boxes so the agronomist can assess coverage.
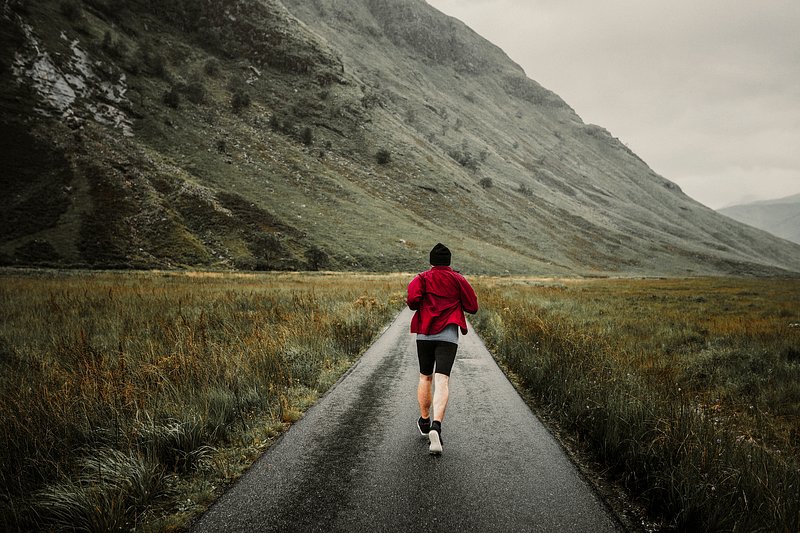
[459,277,478,314]
[407,274,424,310]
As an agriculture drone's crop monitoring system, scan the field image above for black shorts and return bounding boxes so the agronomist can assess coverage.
[416,340,458,376]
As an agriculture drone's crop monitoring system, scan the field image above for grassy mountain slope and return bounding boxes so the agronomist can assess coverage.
[2,0,799,275]
[719,193,800,246]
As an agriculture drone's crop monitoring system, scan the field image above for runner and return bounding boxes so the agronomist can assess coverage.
[407,243,479,454]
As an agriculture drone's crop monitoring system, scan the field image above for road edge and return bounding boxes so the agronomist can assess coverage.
[468,329,651,533]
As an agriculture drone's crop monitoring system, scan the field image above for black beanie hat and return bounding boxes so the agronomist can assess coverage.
[430,243,451,266]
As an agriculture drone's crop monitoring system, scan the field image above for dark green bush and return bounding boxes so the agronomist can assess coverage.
[376,149,391,165]
[59,0,82,21]
[268,114,281,131]
[231,89,251,114]
[183,81,206,105]
[301,127,314,146]
[136,41,168,78]
[448,141,480,171]
[203,58,221,77]
[101,31,128,59]
[162,87,180,108]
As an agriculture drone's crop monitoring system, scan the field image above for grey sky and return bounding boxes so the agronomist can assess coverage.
[427,0,800,209]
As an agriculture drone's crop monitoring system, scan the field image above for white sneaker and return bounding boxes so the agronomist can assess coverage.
[428,428,442,455]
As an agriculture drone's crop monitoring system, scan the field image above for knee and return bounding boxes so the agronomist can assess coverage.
[419,373,433,383]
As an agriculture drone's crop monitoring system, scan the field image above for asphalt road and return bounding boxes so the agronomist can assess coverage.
[192,308,623,533]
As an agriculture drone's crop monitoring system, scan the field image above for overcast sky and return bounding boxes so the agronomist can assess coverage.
[426,0,800,209]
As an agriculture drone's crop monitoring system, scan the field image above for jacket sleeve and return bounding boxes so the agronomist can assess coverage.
[407,274,424,310]
[459,276,479,314]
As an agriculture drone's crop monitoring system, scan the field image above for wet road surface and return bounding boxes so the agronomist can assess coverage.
[192,308,623,532]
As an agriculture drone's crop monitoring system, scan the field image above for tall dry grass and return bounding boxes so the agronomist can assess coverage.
[472,277,800,532]
[0,270,405,532]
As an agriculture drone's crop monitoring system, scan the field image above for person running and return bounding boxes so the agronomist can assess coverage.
[407,243,478,455]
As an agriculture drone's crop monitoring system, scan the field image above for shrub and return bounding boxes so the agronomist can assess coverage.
[83,0,128,22]
[267,113,297,136]
[163,87,180,108]
[203,58,220,77]
[479,177,493,189]
[8,0,29,15]
[14,239,60,263]
[305,246,328,271]
[517,183,533,196]
[268,114,281,132]
[136,42,168,78]
[301,126,314,146]
[376,148,391,165]
[449,140,481,170]
[101,31,127,59]
[59,0,82,21]
[184,81,207,105]
[448,148,479,171]
[231,89,251,114]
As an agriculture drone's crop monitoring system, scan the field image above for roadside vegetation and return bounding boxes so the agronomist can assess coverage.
[0,270,405,532]
[472,276,800,532]
[3,271,798,532]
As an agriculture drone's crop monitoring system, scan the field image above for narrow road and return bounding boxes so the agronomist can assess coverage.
[192,308,622,532]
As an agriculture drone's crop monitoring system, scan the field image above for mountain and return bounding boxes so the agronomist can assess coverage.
[718,194,800,246]
[2,0,800,275]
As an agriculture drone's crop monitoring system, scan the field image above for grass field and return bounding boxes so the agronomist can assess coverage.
[0,269,406,531]
[2,271,798,532]
[471,276,800,532]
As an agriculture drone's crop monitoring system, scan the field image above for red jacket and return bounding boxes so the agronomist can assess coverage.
[407,266,479,335]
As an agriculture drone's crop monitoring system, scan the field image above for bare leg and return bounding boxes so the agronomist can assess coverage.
[417,373,433,418]
[432,373,450,422]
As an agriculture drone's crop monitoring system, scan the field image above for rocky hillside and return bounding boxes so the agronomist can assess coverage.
[2,0,800,275]
[719,194,800,246]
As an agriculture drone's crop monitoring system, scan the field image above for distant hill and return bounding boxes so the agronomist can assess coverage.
[718,194,800,245]
[2,0,800,275]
